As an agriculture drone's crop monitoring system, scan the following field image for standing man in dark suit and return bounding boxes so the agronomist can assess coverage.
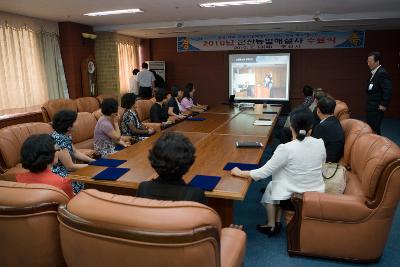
[366,52,392,135]
[312,96,345,163]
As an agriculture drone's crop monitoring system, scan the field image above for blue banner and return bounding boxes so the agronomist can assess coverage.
[177,31,365,52]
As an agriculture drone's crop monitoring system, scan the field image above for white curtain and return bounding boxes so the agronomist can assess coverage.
[39,31,69,100]
[0,24,68,116]
[117,42,139,94]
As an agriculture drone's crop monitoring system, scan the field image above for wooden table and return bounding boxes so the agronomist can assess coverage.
[70,104,281,226]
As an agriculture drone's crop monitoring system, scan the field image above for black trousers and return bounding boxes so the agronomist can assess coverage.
[366,111,384,135]
[139,86,152,99]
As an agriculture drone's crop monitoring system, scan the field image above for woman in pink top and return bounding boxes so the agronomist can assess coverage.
[180,83,207,113]
[16,134,74,198]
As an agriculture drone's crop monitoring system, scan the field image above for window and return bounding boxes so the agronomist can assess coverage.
[0,25,49,116]
[117,41,139,94]
[0,22,68,116]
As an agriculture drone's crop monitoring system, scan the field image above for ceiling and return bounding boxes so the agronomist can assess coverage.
[1,0,400,38]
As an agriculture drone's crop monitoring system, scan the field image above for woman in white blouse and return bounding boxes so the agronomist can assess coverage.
[232,108,326,237]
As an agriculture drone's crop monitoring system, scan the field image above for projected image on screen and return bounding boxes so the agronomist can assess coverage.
[229,53,290,101]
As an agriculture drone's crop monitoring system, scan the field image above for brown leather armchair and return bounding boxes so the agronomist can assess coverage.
[75,97,100,113]
[70,112,97,150]
[0,180,69,267]
[96,93,119,104]
[0,122,52,180]
[135,99,163,132]
[287,133,400,262]
[41,99,78,122]
[339,119,373,168]
[58,189,246,267]
[334,100,350,121]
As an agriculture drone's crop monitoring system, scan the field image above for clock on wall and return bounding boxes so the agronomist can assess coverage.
[88,60,95,74]
[81,57,97,97]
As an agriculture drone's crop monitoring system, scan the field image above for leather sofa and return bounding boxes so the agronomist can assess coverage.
[287,133,400,262]
[0,180,69,267]
[70,112,97,150]
[134,99,164,132]
[58,189,247,267]
[0,122,53,180]
[42,97,100,122]
[334,100,350,121]
[96,93,119,104]
[0,113,97,180]
[41,99,78,123]
[339,119,372,168]
[75,97,100,113]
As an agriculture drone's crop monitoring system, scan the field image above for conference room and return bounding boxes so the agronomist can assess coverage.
[0,1,399,266]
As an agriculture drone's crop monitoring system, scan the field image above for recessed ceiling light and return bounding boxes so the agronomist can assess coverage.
[199,0,271,8]
[84,9,143,16]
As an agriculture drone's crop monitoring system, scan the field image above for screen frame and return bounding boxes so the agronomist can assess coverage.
[228,53,291,102]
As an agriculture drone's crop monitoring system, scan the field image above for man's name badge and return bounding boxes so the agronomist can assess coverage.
[368,83,373,91]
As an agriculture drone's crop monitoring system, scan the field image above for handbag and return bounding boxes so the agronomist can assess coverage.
[322,163,347,194]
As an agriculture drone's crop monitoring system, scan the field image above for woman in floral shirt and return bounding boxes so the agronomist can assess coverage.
[120,93,155,143]
[51,110,95,194]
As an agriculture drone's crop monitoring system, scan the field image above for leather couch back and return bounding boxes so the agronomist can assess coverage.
[0,180,69,267]
[135,99,154,122]
[42,99,78,122]
[71,112,97,144]
[96,94,119,104]
[59,189,222,267]
[75,97,100,113]
[334,100,350,121]
[340,119,372,167]
[0,122,52,170]
[350,133,400,199]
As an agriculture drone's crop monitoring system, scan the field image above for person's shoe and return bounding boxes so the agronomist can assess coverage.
[256,224,277,237]
[275,222,283,232]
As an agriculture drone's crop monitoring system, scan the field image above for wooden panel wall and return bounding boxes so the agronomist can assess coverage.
[59,22,95,99]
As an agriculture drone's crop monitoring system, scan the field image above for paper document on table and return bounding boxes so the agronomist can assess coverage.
[253,120,272,126]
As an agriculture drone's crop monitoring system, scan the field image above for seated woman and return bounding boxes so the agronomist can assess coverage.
[51,110,95,194]
[17,134,74,198]
[94,98,130,157]
[167,86,186,120]
[231,108,326,236]
[180,83,207,113]
[137,132,207,204]
[120,93,155,143]
[150,88,173,126]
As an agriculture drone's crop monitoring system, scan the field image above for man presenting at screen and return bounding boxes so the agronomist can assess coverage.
[366,52,392,135]
[264,73,273,97]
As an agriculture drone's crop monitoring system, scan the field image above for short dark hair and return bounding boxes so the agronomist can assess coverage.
[183,83,194,99]
[155,87,167,102]
[142,62,148,69]
[317,96,336,115]
[121,93,136,109]
[368,51,381,63]
[21,134,55,173]
[52,110,77,134]
[314,89,327,101]
[290,108,314,141]
[171,86,183,97]
[302,85,313,97]
[132,69,140,75]
[149,132,195,179]
[101,98,118,116]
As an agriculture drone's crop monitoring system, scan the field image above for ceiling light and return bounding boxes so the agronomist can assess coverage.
[84,9,143,16]
[199,0,271,8]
